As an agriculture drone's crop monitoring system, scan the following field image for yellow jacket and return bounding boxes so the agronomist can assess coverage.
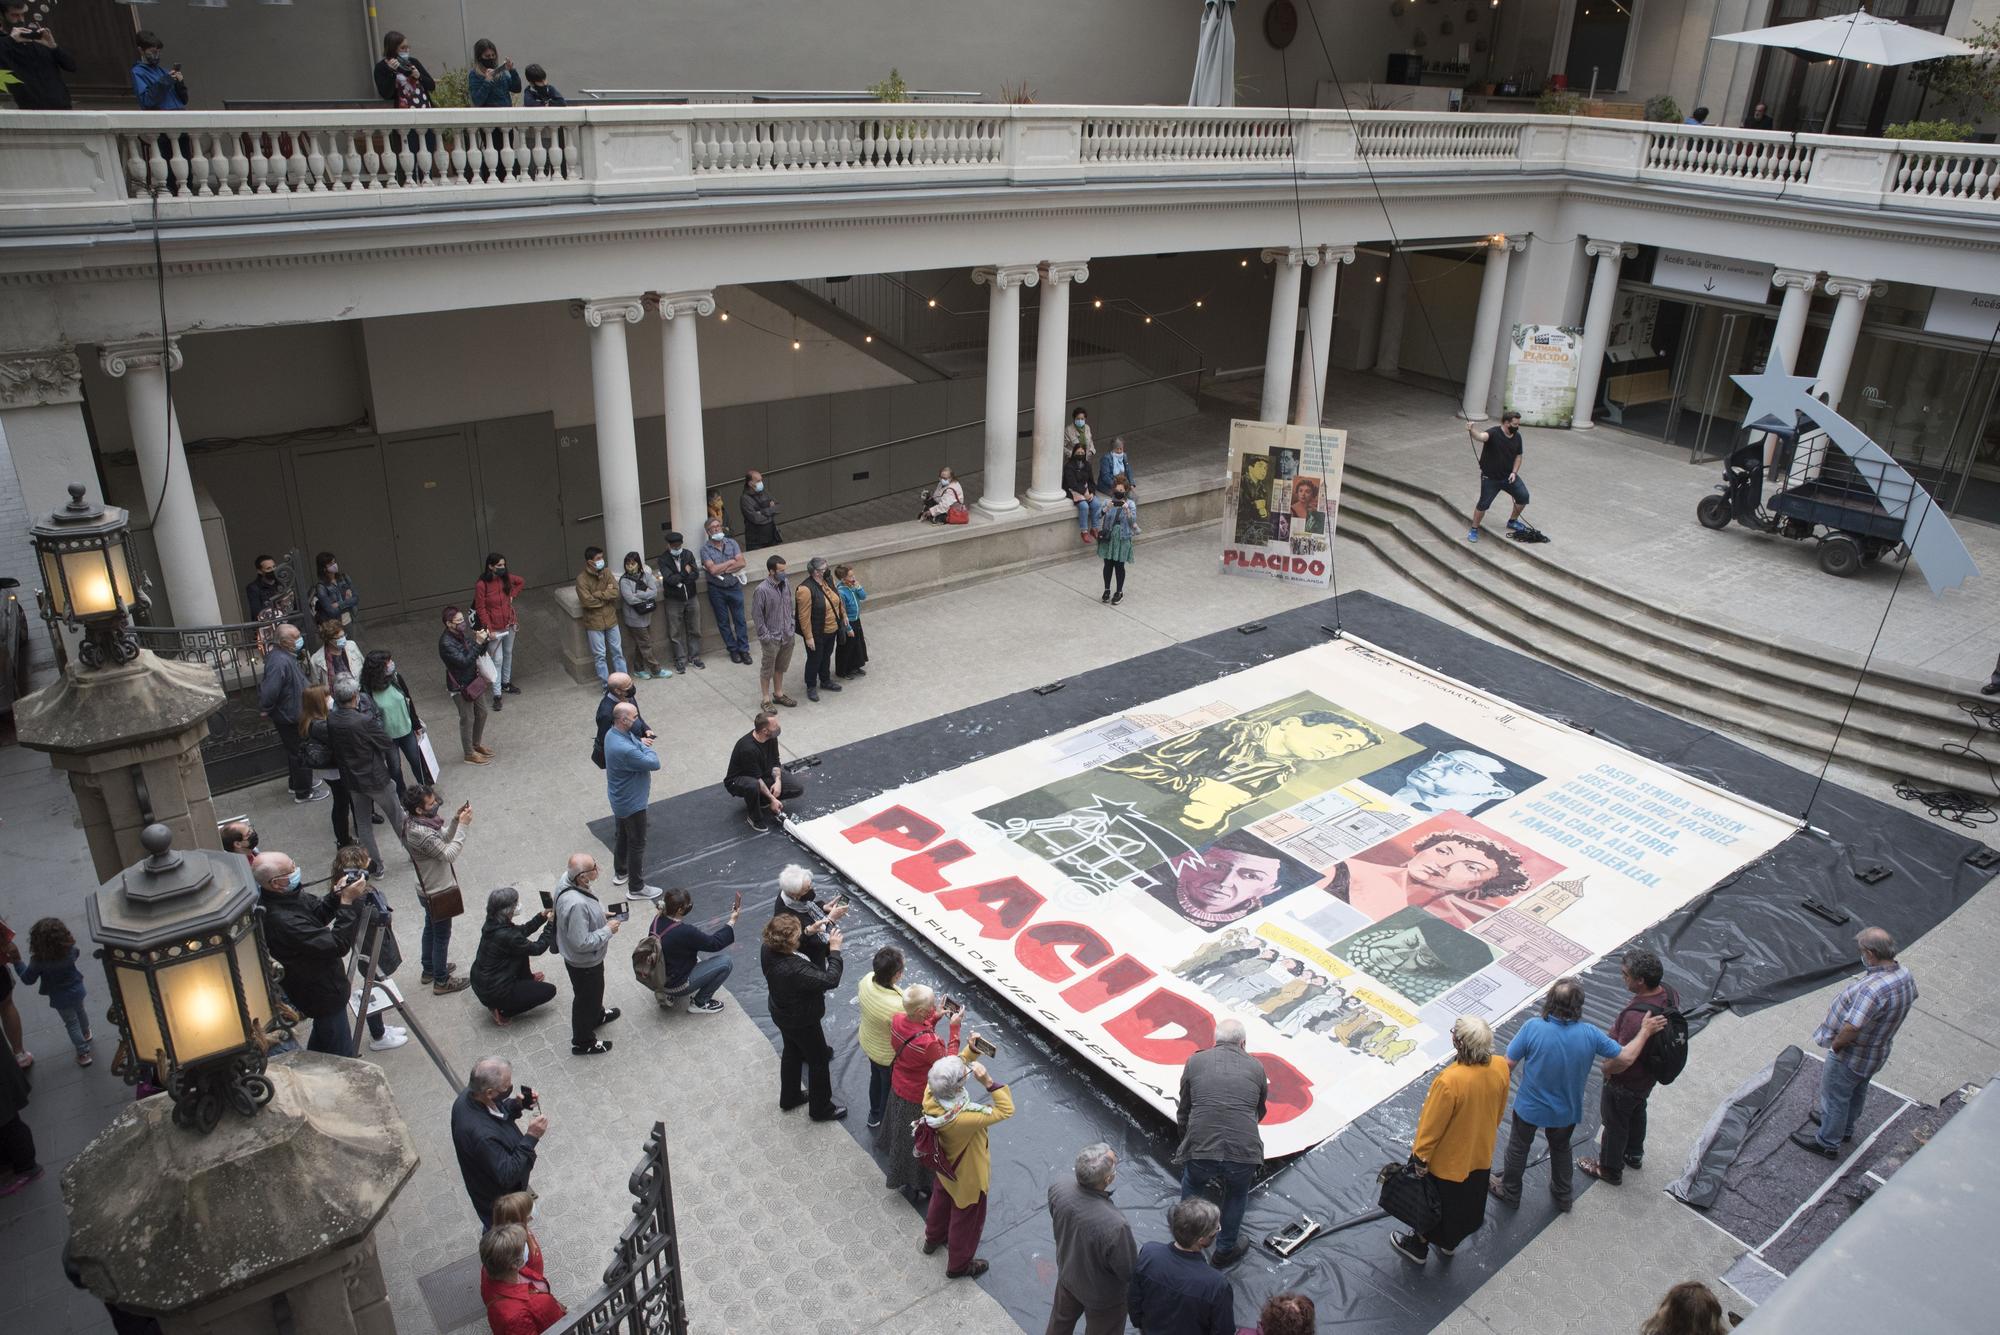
[1411,1056,1511,1183]
[921,1083,1016,1207]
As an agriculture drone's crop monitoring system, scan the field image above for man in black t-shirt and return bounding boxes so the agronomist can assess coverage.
[1464,411,1530,543]
[724,710,803,831]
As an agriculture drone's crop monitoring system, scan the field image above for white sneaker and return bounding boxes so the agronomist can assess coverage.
[634,882,663,900]
[368,1026,409,1051]
[611,871,628,886]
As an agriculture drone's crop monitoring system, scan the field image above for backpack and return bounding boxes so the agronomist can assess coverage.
[1634,999,1690,1084]
[911,1116,961,1181]
[631,931,665,993]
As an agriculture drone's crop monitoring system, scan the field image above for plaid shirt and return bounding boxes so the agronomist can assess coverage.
[1813,962,1917,1077]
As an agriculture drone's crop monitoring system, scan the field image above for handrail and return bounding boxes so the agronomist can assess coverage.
[578,87,984,104]
[568,367,1202,524]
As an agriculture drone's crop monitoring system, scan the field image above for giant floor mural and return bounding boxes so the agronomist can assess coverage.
[793,638,1798,1157]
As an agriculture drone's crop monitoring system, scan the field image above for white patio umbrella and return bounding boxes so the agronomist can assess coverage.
[1189,0,1237,108]
[1715,12,1975,133]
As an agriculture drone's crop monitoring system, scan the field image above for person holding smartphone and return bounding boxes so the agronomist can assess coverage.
[131,30,186,110]
[472,887,560,1026]
[879,986,978,1205]
[772,864,845,968]
[649,888,740,1014]
[760,913,845,1121]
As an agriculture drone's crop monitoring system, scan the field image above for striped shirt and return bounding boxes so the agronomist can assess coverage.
[1813,962,1917,1077]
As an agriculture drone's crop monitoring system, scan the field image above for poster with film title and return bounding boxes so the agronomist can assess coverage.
[1220,419,1344,587]
[1504,324,1584,428]
[793,637,1795,1158]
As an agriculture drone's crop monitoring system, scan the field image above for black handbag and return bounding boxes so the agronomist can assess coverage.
[1376,1159,1442,1233]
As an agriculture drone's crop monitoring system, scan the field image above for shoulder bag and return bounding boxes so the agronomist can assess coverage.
[412,851,465,923]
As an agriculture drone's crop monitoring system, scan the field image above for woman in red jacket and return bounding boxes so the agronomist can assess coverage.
[472,553,526,706]
[876,984,978,1204]
[479,1223,564,1335]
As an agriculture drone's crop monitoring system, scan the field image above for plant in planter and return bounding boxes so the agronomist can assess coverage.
[1537,89,1584,116]
[867,68,912,103]
[999,79,1037,105]
[1885,119,1972,141]
[1644,94,1682,123]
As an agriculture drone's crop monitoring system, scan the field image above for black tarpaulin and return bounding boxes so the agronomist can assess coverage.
[591,591,1996,1333]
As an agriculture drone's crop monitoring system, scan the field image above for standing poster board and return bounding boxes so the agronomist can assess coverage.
[1221,420,1346,587]
[1505,324,1584,428]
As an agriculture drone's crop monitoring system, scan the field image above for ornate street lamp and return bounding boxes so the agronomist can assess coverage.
[29,482,143,669]
[87,823,286,1133]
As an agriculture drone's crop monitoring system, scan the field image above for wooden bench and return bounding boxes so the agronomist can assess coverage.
[1602,368,1672,424]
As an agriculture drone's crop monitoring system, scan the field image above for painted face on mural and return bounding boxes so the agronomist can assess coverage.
[1401,751,1511,808]
[1176,849,1283,921]
[1347,924,1443,976]
[1261,715,1373,762]
[1403,839,1501,895]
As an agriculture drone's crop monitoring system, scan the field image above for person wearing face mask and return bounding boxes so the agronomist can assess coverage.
[591,673,654,773]
[792,556,850,703]
[1096,481,1139,605]
[130,30,185,110]
[752,555,798,713]
[699,519,751,665]
[920,466,966,523]
[0,3,75,111]
[1063,441,1100,543]
[488,1192,548,1280]
[616,551,670,681]
[725,710,801,832]
[373,31,434,108]
[1095,436,1136,496]
[472,553,526,702]
[1064,406,1096,458]
[360,649,429,794]
[740,469,781,550]
[453,1057,548,1228]
[466,38,520,108]
[439,605,496,765]
[259,622,328,804]
[244,554,289,619]
[311,551,359,631]
[574,546,627,687]
[655,531,706,674]
[553,854,621,1056]
[309,617,363,688]
[253,850,368,1057]
[479,1222,565,1335]
[772,863,848,969]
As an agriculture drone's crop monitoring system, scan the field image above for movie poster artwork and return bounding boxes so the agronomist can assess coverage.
[794,638,1797,1157]
[1221,420,1344,587]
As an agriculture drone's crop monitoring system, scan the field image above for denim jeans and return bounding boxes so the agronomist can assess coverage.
[678,953,733,1005]
[489,628,516,687]
[420,914,452,980]
[868,1060,894,1125]
[1814,1053,1870,1150]
[707,584,748,654]
[392,729,431,787]
[1180,1158,1255,1251]
[587,626,627,683]
[55,1000,92,1055]
[1074,496,1102,532]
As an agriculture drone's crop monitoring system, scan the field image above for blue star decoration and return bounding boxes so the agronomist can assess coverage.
[1730,352,1821,434]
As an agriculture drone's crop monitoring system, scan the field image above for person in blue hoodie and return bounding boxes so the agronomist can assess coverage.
[131,31,186,110]
[13,918,92,1066]
[604,702,662,902]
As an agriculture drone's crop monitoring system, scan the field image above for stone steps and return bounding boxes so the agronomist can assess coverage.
[1337,467,1994,797]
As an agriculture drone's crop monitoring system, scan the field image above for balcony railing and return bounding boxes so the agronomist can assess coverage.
[2,106,1996,227]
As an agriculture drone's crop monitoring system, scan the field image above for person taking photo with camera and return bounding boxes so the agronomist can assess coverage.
[1,3,74,110]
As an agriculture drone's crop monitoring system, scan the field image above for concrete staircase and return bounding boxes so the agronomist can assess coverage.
[1338,463,1995,798]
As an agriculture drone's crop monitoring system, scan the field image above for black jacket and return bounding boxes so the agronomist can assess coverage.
[740,485,781,547]
[657,548,701,600]
[471,914,557,1007]
[592,689,649,769]
[772,892,833,968]
[258,647,310,725]
[0,32,75,110]
[259,886,361,1017]
[449,1089,536,1226]
[373,56,435,106]
[1062,454,1096,498]
[328,702,395,790]
[439,627,486,695]
[761,946,843,1027]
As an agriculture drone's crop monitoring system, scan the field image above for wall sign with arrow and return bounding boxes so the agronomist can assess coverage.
[1654,248,1774,304]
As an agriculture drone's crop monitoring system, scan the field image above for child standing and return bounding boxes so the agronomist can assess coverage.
[14,918,92,1067]
[833,564,869,680]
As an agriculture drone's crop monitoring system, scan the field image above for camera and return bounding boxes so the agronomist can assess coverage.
[336,869,366,890]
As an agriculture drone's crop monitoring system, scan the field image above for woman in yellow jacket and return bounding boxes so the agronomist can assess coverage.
[1391,1016,1511,1265]
[919,1054,1014,1280]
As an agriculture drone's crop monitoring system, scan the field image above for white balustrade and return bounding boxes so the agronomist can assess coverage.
[1355,115,1522,162]
[1640,125,1815,187]
[688,110,1005,174]
[1890,147,2000,207]
[1079,114,1297,164]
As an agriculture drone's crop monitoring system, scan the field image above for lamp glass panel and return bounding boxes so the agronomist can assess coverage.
[112,963,167,1066]
[156,951,250,1063]
[232,930,273,1033]
[56,547,133,617]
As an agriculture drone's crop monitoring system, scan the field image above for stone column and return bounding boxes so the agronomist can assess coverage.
[1028,260,1090,507]
[972,264,1040,516]
[1461,236,1524,421]
[1768,267,1819,375]
[1292,246,1354,427]
[577,297,648,564]
[1373,250,1410,378]
[1259,247,1312,420]
[98,339,222,627]
[0,351,93,669]
[1814,275,1880,412]
[1571,239,1637,430]
[658,291,717,546]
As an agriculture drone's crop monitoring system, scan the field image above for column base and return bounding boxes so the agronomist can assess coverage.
[1569,419,1597,431]
[1462,410,1491,423]
[1021,488,1069,510]
[1371,366,1403,381]
[976,496,1022,518]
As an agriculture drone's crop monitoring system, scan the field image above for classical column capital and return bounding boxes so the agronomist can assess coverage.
[656,290,716,320]
[1488,234,1528,254]
[573,297,647,328]
[1823,275,1884,301]
[1319,245,1356,267]
[1040,260,1091,287]
[1261,246,1314,267]
[0,349,84,407]
[1583,238,1636,261]
[1772,267,1820,292]
[97,338,182,379]
[973,264,1041,291]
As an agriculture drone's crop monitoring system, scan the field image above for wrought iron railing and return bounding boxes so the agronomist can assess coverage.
[548,1121,690,1335]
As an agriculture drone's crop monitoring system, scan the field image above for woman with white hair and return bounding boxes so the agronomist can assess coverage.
[920,1052,1015,1280]
[1391,1014,1511,1266]
[878,984,977,1203]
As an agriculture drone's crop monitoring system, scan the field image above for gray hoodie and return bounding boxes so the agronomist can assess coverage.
[555,875,612,967]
